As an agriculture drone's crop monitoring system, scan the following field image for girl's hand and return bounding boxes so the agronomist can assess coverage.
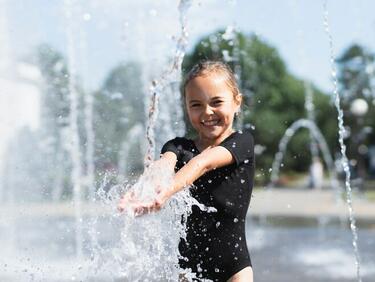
[132,188,172,216]
[117,190,141,213]
[117,187,173,216]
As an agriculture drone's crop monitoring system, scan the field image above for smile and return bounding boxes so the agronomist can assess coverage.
[201,119,220,126]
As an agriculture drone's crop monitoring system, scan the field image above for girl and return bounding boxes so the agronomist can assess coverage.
[118,61,254,282]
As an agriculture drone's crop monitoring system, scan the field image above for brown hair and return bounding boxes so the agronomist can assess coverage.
[182,60,240,98]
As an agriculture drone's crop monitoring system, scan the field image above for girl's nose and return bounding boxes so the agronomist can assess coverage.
[204,105,214,115]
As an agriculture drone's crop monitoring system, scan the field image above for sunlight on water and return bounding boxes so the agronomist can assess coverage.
[89,162,216,281]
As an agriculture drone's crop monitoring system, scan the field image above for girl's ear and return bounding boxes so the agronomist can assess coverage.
[235,93,243,106]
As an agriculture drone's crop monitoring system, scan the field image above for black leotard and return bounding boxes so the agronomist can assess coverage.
[161,130,254,282]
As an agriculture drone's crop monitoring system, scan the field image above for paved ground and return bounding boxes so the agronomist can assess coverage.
[1,188,375,222]
[249,187,375,221]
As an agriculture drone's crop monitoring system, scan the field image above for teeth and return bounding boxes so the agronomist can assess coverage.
[201,120,219,126]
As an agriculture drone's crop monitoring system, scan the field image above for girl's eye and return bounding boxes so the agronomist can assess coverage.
[212,100,223,105]
[191,104,200,108]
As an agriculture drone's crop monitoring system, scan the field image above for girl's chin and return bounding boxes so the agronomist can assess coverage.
[200,127,225,138]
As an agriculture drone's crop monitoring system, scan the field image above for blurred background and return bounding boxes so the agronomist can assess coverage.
[1,0,375,281]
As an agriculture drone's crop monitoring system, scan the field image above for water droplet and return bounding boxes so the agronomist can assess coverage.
[268,168,272,172]
[233,218,239,223]
[244,159,249,164]
[83,13,91,21]
[226,201,234,207]
[281,163,284,167]
[205,247,209,251]
[232,142,236,148]
[208,179,212,183]
[149,9,157,16]
[235,243,239,248]
[240,179,245,184]
[215,268,220,273]
[216,221,221,228]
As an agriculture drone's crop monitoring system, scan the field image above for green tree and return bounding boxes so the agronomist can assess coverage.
[337,44,374,102]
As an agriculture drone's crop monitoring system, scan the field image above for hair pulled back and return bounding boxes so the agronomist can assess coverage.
[183,60,240,98]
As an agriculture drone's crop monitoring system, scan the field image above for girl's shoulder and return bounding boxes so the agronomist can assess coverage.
[161,136,196,157]
[219,129,254,165]
[221,129,254,145]
[164,136,192,146]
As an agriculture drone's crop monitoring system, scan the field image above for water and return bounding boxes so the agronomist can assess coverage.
[64,0,84,259]
[0,1,369,281]
[250,221,375,282]
[91,166,195,281]
[144,0,192,167]
[91,162,215,281]
[323,1,362,280]
[1,212,374,282]
[80,11,96,202]
[118,123,145,180]
[270,118,338,194]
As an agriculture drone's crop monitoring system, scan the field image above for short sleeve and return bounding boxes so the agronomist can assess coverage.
[161,138,183,158]
[219,131,254,165]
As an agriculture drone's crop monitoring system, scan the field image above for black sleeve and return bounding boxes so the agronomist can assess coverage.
[219,131,254,165]
[161,138,182,158]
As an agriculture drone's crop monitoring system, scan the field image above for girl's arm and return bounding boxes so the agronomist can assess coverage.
[152,151,178,171]
[165,146,233,198]
[132,146,234,215]
[117,151,177,213]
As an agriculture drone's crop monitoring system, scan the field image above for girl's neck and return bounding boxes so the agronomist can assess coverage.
[195,128,235,152]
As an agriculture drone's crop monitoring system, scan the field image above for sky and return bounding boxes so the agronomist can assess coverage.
[1,0,375,160]
[4,0,375,92]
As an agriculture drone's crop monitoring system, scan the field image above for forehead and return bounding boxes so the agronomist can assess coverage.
[185,72,233,100]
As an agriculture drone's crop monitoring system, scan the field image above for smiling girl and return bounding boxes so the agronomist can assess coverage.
[118,61,254,282]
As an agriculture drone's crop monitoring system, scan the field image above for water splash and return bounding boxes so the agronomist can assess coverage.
[90,163,215,281]
[323,1,362,281]
[144,0,193,167]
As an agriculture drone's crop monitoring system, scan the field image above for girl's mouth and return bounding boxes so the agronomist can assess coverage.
[201,119,220,126]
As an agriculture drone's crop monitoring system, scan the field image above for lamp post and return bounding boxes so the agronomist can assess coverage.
[350,98,369,181]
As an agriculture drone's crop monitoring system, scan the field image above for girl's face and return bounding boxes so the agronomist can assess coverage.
[185,73,241,142]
